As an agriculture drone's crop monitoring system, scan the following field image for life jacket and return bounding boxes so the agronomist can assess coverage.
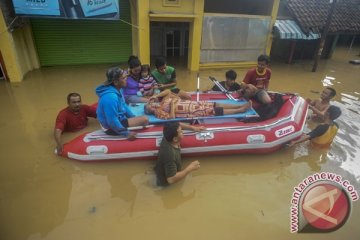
[311,124,338,148]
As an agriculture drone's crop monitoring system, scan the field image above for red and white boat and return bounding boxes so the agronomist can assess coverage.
[61,92,308,161]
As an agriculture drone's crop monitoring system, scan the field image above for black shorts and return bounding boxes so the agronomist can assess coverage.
[214,106,224,116]
[104,119,129,135]
[121,119,129,128]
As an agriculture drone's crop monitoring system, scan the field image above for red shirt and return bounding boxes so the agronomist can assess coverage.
[55,105,97,132]
[243,68,271,90]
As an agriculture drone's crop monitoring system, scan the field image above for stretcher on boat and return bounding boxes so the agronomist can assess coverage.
[61,91,308,161]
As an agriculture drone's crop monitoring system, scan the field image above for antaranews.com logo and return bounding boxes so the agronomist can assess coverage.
[290,172,359,233]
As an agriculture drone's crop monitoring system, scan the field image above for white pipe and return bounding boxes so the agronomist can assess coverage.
[196,73,200,102]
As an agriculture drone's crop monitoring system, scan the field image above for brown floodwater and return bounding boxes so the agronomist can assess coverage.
[1,46,359,240]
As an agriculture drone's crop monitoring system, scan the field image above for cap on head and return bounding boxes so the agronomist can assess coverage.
[104,67,124,85]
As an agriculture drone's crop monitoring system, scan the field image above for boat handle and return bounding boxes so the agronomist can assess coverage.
[196,131,214,142]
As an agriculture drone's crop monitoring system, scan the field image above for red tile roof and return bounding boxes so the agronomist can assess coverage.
[287,0,360,34]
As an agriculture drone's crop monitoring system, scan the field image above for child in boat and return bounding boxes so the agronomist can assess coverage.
[286,105,341,148]
[144,89,252,119]
[138,64,159,97]
[210,70,241,92]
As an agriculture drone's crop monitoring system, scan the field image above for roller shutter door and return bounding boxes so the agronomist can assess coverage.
[30,1,131,66]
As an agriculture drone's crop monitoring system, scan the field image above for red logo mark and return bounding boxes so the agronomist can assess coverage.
[301,183,350,231]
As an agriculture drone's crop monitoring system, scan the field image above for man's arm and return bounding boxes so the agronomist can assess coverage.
[286,134,310,148]
[167,160,200,184]
[150,89,171,100]
[242,70,252,84]
[85,105,97,118]
[159,70,177,90]
[169,99,176,119]
[159,82,177,90]
[180,122,205,132]
[309,104,329,120]
[287,124,328,147]
[54,128,63,155]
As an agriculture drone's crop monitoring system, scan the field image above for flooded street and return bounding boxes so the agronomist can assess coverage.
[1,46,360,239]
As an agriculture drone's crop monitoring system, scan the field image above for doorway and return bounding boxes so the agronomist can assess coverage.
[150,22,189,65]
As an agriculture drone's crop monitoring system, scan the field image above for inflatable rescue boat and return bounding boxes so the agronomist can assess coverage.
[61,91,308,161]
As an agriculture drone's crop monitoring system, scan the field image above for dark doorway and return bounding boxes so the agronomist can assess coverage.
[150,22,189,65]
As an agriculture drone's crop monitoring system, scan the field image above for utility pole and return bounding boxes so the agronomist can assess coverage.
[312,0,337,72]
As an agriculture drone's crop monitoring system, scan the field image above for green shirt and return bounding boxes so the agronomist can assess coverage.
[154,138,182,186]
[151,66,176,89]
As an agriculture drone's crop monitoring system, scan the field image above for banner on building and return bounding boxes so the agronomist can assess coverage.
[12,0,120,20]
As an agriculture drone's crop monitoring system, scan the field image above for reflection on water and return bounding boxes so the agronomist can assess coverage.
[1,46,360,239]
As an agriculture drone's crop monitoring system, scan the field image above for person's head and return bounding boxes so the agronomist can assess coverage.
[144,101,159,115]
[128,55,141,77]
[163,122,182,143]
[257,54,270,72]
[67,93,82,112]
[155,57,167,74]
[104,67,128,89]
[321,87,336,101]
[141,64,151,78]
[326,105,341,121]
[225,70,237,87]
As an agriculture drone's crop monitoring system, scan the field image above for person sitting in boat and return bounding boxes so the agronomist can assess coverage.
[54,93,97,155]
[95,67,149,139]
[138,64,159,97]
[209,70,241,92]
[154,122,201,186]
[306,87,336,122]
[238,83,272,105]
[237,84,286,122]
[144,89,251,120]
[242,54,271,91]
[123,56,149,103]
[151,57,191,100]
[286,105,341,148]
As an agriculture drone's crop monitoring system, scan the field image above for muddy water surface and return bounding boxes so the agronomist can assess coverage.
[0,47,359,240]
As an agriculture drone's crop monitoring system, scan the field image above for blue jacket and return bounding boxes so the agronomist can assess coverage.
[95,84,135,135]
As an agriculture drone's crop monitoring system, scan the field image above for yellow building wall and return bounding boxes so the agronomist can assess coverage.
[132,0,203,70]
[150,0,195,13]
[266,0,280,55]
[134,0,279,71]
[0,11,39,82]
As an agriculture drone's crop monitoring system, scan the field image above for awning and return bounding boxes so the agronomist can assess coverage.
[274,20,320,40]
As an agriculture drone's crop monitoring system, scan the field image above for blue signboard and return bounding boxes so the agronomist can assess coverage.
[79,0,118,17]
[12,0,120,20]
[13,0,60,16]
